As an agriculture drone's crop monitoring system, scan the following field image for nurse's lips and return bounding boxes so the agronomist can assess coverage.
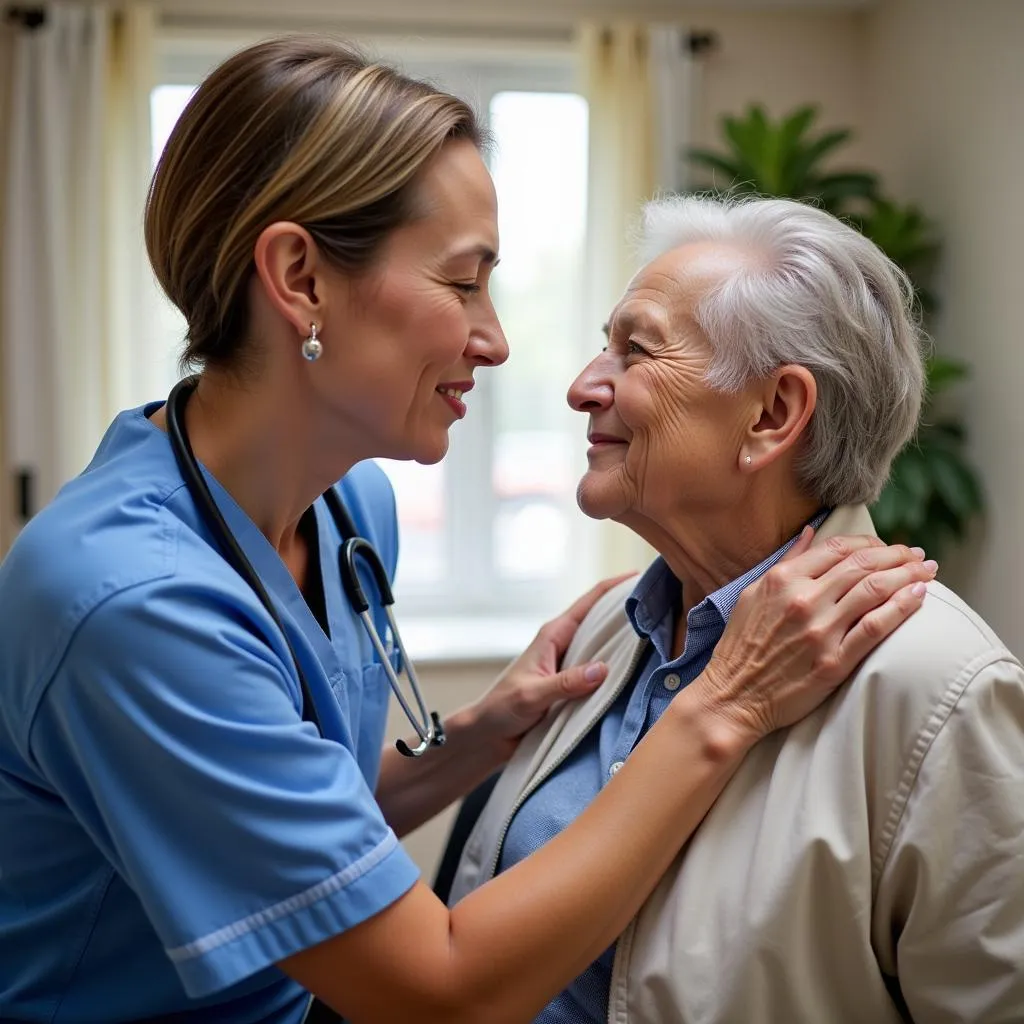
[435,380,474,419]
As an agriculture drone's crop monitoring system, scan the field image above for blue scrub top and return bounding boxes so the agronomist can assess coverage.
[0,404,420,1022]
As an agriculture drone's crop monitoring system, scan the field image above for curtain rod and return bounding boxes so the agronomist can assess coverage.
[162,13,715,56]
[160,11,575,46]
[3,7,716,50]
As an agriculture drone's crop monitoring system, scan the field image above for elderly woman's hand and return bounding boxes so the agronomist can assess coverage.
[698,531,937,742]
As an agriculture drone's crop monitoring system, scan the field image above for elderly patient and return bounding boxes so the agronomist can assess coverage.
[450,196,1024,1023]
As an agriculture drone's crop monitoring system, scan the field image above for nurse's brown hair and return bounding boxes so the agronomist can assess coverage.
[145,35,484,370]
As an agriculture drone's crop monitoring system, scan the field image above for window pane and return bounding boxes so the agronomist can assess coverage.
[150,85,196,396]
[151,84,194,168]
[488,92,588,581]
[376,459,446,589]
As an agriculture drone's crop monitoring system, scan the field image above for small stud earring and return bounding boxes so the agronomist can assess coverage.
[301,322,322,362]
[745,455,752,465]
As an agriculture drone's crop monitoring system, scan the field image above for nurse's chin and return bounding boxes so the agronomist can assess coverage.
[406,434,451,467]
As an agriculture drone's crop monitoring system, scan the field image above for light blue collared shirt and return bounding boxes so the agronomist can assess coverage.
[499,512,828,1023]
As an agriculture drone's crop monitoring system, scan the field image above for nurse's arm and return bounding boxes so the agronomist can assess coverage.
[281,537,931,1023]
[375,703,511,838]
[375,575,629,838]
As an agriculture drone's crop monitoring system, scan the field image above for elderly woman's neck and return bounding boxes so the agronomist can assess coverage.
[630,493,821,631]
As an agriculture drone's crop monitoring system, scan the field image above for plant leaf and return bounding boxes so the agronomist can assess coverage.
[926,356,970,396]
[687,149,746,188]
[870,478,903,537]
[923,420,966,444]
[785,128,852,190]
[896,447,932,505]
[813,172,880,208]
[926,446,984,519]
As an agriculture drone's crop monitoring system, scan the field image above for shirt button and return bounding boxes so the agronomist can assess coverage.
[609,760,625,776]
[664,673,682,692]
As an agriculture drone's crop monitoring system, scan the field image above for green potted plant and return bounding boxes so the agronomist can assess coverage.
[687,104,983,557]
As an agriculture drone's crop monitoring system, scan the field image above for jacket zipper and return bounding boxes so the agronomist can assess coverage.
[485,636,651,882]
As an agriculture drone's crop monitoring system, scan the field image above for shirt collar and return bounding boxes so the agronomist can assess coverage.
[625,508,831,640]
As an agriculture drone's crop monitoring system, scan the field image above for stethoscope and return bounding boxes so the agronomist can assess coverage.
[165,376,446,757]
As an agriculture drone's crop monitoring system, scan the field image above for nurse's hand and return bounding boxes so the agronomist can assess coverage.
[470,573,635,764]
[698,530,937,744]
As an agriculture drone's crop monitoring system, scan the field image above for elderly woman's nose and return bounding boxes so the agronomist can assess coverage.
[567,358,613,411]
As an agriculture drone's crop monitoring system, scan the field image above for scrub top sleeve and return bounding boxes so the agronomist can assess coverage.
[28,577,420,999]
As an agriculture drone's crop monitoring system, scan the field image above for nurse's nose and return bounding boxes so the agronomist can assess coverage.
[466,297,509,368]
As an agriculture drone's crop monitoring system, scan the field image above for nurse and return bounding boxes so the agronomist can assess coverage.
[0,36,935,1024]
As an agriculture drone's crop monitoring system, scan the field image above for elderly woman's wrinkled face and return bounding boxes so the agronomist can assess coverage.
[568,243,757,527]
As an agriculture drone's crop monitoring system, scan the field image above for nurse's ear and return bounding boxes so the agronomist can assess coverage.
[252,221,330,342]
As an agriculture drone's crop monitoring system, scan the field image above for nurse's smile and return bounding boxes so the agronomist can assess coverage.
[435,378,473,419]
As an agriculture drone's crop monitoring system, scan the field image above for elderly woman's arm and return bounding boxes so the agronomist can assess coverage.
[282,533,935,1024]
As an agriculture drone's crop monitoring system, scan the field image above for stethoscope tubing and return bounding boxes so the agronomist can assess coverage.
[165,376,444,757]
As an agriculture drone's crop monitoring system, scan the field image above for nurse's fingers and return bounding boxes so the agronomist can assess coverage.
[775,531,887,579]
[838,581,931,668]
[514,660,610,725]
[832,559,937,626]
[815,543,931,604]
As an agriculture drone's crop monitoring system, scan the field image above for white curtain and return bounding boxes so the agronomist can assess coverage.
[0,20,15,553]
[1,1,157,529]
[577,22,694,577]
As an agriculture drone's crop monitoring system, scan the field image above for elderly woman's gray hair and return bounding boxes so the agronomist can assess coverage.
[639,195,926,507]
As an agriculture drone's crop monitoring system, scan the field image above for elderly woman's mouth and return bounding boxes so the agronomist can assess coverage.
[588,433,627,447]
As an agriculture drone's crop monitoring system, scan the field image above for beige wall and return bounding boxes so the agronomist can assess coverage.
[682,7,870,164]
[863,0,1024,656]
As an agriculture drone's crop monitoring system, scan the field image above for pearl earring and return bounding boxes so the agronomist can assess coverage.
[301,322,322,362]
[745,455,752,465]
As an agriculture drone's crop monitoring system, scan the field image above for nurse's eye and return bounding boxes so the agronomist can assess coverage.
[451,282,481,296]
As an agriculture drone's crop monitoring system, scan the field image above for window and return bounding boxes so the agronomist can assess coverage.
[152,34,596,659]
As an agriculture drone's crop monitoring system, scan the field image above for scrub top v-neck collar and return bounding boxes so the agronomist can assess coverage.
[141,403,346,687]
[201,473,345,683]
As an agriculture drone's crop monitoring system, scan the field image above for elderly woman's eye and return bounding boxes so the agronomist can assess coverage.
[626,339,647,356]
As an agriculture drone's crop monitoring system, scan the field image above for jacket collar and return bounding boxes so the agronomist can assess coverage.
[529,504,878,787]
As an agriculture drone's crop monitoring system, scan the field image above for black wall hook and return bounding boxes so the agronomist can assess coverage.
[5,5,46,30]
[684,30,719,57]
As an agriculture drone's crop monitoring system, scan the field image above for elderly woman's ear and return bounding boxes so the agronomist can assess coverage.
[742,365,817,472]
